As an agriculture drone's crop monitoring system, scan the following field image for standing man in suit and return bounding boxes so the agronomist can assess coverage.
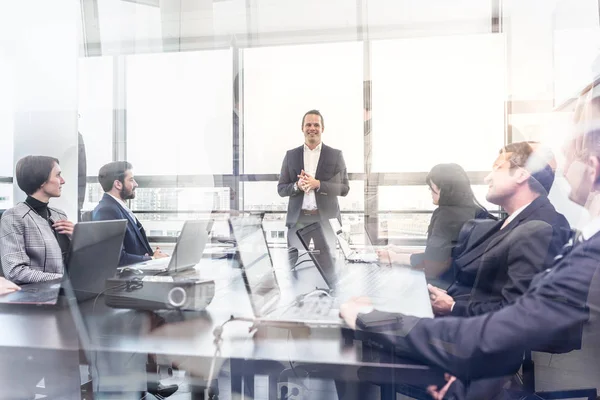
[92,161,168,266]
[423,142,570,317]
[340,85,600,398]
[278,109,350,253]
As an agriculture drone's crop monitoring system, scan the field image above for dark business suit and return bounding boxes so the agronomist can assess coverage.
[92,193,153,266]
[278,144,349,252]
[447,196,571,317]
[356,228,600,397]
[410,205,495,286]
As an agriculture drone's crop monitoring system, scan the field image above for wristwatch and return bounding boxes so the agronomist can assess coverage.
[293,182,299,193]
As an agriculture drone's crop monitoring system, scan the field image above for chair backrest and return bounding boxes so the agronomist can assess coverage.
[79,210,92,222]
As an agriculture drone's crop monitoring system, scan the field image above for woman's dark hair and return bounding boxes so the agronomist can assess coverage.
[15,155,59,195]
[425,163,483,208]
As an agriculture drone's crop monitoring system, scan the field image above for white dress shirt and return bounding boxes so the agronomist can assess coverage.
[501,201,533,230]
[581,215,600,240]
[108,193,137,223]
[301,142,322,211]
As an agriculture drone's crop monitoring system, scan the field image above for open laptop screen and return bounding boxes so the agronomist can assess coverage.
[230,216,280,317]
[169,220,209,270]
[296,222,338,288]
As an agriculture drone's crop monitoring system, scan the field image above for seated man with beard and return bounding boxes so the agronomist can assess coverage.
[92,161,168,266]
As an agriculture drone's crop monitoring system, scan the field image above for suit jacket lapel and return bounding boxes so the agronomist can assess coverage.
[295,146,304,175]
[456,220,504,267]
[315,144,327,180]
[104,194,151,253]
[476,198,546,256]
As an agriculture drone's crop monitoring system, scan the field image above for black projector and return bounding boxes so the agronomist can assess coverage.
[105,275,215,311]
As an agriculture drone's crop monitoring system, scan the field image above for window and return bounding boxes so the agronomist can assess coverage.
[0,183,11,209]
[78,56,114,177]
[126,50,233,175]
[552,0,600,102]
[367,0,492,38]
[97,0,162,55]
[371,34,505,173]
[378,185,494,211]
[0,52,14,177]
[243,42,364,174]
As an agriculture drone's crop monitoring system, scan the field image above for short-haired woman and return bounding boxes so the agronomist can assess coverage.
[0,155,74,284]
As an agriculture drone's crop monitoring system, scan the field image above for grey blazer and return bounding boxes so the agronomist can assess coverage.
[0,202,68,284]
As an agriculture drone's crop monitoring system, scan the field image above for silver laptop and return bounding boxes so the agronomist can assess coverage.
[126,220,210,274]
[329,218,378,263]
[298,222,433,317]
[230,216,342,327]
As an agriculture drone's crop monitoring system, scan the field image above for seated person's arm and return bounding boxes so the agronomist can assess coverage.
[340,252,593,383]
[92,207,151,265]
[0,217,62,284]
[0,277,20,295]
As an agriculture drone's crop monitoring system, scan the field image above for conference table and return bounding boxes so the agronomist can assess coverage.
[0,246,442,399]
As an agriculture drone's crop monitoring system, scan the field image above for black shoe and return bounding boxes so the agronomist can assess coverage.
[147,382,179,399]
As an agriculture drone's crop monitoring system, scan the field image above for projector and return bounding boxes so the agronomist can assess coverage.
[104,275,215,311]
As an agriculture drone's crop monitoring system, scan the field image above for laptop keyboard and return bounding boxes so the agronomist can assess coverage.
[343,264,394,294]
[282,294,335,320]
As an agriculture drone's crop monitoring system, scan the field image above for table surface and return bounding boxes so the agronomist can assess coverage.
[0,247,439,383]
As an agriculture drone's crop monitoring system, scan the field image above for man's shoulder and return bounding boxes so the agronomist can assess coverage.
[321,143,342,154]
[93,195,121,215]
[287,145,304,154]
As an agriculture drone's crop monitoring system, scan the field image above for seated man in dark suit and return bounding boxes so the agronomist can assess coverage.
[427,142,571,317]
[92,161,168,266]
[340,85,600,398]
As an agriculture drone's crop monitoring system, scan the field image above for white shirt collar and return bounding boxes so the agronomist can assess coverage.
[501,201,533,229]
[304,142,322,152]
[581,216,600,240]
[107,193,131,211]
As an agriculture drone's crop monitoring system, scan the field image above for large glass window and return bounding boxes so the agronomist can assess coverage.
[78,56,114,177]
[0,51,13,177]
[367,0,492,37]
[371,34,505,173]
[243,42,364,174]
[97,0,162,54]
[126,50,233,175]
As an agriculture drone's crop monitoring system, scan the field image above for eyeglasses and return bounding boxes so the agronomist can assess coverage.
[491,158,520,172]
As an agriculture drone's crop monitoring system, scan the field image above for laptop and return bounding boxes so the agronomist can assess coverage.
[329,218,378,263]
[229,215,343,327]
[298,222,434,317]
[0,279,62,305]
[126,220,210,274]
[0,219,128,304]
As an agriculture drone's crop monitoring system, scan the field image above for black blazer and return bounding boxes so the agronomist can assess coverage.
[355,228,600,388]
[277,144,349,227]
[410,205,494,279]
[448,196,571,316]
[92,193,153,266]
